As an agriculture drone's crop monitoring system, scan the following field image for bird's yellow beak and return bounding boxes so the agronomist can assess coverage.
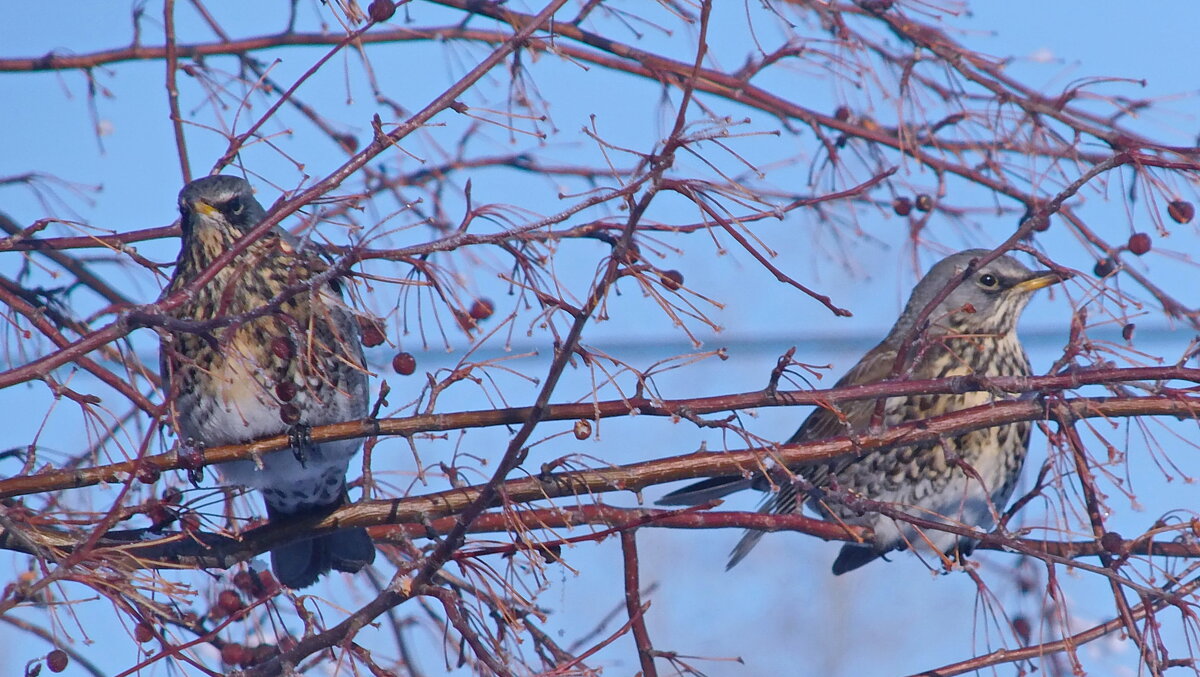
[1013,272,1061,293]
[189,199,220,218]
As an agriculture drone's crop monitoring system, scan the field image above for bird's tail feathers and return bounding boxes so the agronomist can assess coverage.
[657,476,753,506]
[265,494,376,589]
[725,486,797,569]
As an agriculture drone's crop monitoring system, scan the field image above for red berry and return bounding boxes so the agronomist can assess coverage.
[180,513,200,533]
[1168,200,1194,224]
[834,105,852,122]
[1100,531,1124,555]
[368,0,395,22]
[279,403,301,425]
[392,352,416,375]
[46,650,68,673]
[573,419,592,440]
[359,318,386,347]
[216,589,245,616]
[1127,232,1151,255]
[660,270,684,291]
[1012,616,1031,645]
[1093,258,1116,278]
[134,622,155,643]
[275,381,297,402]
[220,643,246,665]
[892,197,912,216]
[468,298,494,320]
[137,465,161,484]
[270,336,294,361]
[914,194,933,212]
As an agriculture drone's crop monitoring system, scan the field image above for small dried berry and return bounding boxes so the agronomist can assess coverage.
[162,487,183,505]
[1100,531,1124,555]
[270,336,294,361]
[1093,258,1116,278]
[915,193,933,212]
[1127,232,1151,255]
[834,105,852,122]
[220,643,246,666]
[1122,323,1135,342]
[1012,616,1031,645]
[892,197,912,216]
[453,309,476,332]
[359,318,386,347]
[275,381,297,402]
[573,419,592,440]
[137,465,161,484]
[46,650,68,673]
[469,298,495,320]
[368,0,395,22]
[279,403,301,425]
[134,622,155,643]
[334,133,358,153]
[233,571,261,595]
[1168,200,1194,224]
[392,352,416,375]
[660,270,684,291]
[216,589,245,616]
[180,513,200,533]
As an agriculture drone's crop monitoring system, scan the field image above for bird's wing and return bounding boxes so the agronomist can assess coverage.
[787,340,899,445]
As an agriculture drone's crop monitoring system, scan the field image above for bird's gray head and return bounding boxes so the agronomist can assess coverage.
[887,249,1060,341]
[177,175,267,240]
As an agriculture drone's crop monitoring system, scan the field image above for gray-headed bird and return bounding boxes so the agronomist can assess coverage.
[659,250,1061,574]
[160,175,374,588]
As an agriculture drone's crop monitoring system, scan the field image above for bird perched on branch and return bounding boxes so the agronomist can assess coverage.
[659,249,1062,574]
[160,174,375,588]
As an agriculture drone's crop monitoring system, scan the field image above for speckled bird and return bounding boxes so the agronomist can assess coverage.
[660,250,1061,574]
[160,175,374,588]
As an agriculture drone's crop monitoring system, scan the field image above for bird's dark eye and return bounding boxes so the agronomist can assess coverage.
[977,273,1000,289]
[228,197,246,217]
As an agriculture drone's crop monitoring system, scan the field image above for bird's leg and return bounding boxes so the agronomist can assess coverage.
[288,423,314,467]
[180,438,206,487]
